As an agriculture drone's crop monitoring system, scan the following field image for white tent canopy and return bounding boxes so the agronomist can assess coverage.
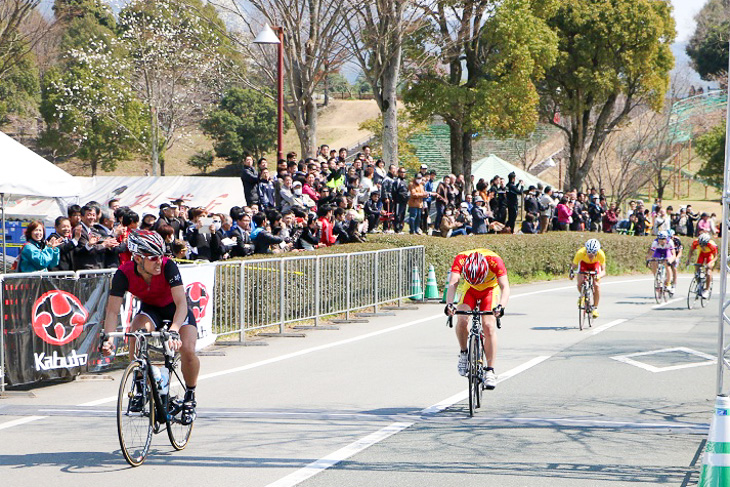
[5,176,246,223]
[0,131,83,197]
[471,154,550,189]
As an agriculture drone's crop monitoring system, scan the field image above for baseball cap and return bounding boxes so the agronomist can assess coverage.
[420,164,428,169]
[292,181,303,187]
[159,203,172,210]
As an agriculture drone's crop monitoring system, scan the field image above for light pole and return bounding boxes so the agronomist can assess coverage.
[253,24,284,162]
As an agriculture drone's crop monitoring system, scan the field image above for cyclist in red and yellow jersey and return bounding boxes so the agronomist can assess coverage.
[444,249,510,390]
[686,233,718,298]
[569,238,606,318]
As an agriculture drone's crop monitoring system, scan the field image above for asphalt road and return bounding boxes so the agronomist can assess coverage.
[0,274,719,486]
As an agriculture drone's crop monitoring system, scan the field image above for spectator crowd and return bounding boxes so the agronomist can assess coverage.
[12,143,721,273]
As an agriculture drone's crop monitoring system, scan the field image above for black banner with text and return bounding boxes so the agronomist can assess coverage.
[3,276,108,386]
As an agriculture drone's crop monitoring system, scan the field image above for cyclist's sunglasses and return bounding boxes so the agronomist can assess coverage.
[143,255,161,262]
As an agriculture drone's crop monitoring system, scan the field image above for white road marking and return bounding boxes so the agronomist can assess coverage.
[265,355,552,487]
[611,347,716,373]
[652,297,684,309]
[589,318,626,336]
[265,422,414,487]
[0,416,47,431]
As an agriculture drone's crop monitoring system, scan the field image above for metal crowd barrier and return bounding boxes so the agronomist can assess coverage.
[0,246,425,391]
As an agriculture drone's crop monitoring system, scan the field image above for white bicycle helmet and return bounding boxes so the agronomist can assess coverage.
[699,233,712,246]
[657,231,669,240]
[585,239,601,254]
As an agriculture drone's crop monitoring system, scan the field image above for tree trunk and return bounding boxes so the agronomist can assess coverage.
[462,130,473,182]
[296,98,318,158]
[380,44,402,166]
[447,119,464,176]
[150,105,160,176]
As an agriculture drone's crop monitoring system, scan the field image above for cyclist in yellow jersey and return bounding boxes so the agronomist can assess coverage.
[444,249,510,389]
[569,239,606,318]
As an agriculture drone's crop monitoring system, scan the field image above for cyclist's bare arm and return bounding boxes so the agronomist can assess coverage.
[496,275,510,308]
[101,295,123,355]
[170,286,189,333]
[445,271,461,315]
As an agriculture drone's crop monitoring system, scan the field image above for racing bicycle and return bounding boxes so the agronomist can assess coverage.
[101,326,194,467]
[447,309,501,417]
[648,258,673,303]
[688,263,712,309]
[576,270,597,331]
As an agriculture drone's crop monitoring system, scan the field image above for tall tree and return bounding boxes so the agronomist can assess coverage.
[202,87,289,161]
[696,121,726,188]
[0,0,45,124]
[116,0,226,175]
[539,0,675,191]
[209,0,348,159]
[686,0,730,82]
[405,0,557,179]
[344,0,423,165]
[39,0,147,175]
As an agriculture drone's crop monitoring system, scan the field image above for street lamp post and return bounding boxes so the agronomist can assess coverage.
[253,24,284,162]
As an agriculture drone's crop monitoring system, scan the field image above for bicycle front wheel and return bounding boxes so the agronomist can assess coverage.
[467,334,481,417]
[688,277,699,310]
[654,272,663,303]
[117,361,154,467]
[701,281,713,307]
[578,292,585,331]
[166,356,194,450]
[586,290,594,328]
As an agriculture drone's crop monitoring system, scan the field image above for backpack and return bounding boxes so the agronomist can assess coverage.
[10,243,28,272]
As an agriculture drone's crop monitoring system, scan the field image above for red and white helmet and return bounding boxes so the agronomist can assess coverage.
[127,230,165,257]
[462,252,488,285]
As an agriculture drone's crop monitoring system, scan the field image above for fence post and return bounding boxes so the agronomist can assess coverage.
[398,248,404,306]
[238,261,246,343]
[422,247,426,298]
[279,258,285,334]
[374,252,379,313]
[315,256,321,326]
[345,254,351,320]
[0,275,5,394]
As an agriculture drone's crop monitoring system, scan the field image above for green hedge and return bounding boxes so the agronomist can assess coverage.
[232,232,691,286]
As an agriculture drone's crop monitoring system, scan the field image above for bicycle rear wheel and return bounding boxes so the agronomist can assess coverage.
[166,356,194,450]
[117,361,154,467]
[701,281,713,307]
[688,277,700,309]
[467,334,481,417]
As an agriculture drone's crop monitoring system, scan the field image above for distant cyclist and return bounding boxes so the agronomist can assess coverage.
[685,232,718,299]
[101,230,199,424]
[646,230,676,293]
[668,229,683,291]
[444,249,510,390]
[569,239,606,318]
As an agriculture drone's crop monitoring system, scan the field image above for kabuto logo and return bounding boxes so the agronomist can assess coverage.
[185,282,209,323]
[31,290,89,346]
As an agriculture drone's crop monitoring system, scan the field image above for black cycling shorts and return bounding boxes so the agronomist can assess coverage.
[137,302,197,330]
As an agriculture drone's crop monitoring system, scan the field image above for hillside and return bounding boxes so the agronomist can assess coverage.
[52,99,381,177]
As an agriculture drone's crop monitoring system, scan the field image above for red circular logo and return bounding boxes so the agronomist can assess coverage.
[185,282,209,323]
[31,290,89,346]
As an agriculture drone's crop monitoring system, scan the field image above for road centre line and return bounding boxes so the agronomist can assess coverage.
[263,314,633,486]
[652,297,684,309]
[264,355,551,487]
[0,276,651,431]
[0,416,47,431]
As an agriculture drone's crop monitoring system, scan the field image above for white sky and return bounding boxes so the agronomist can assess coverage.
[671,0,709,42]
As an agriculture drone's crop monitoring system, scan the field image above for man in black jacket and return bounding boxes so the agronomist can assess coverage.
[251,212,289,254]
[48,216,76,271]
[154,203,182,239]
[73,205,118,270]
[230,209,255,257]
[392,167,410,234]
[241,155,260,206]
[505,172,523,233]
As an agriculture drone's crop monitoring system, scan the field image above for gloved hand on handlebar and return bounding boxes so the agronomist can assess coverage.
[444,303,456,316]
[569,269,575,280]
[164,329,182,353]
[100,331,115,357]
[493,304,505,318]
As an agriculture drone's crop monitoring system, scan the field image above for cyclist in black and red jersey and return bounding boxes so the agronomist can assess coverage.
[101,230,199,424]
